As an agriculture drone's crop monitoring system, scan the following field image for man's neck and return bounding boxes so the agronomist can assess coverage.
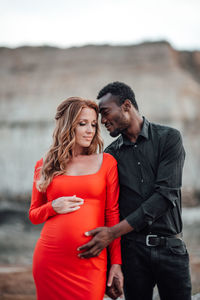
[123,115,143,143]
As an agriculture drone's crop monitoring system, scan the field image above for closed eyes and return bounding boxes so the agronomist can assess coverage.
[79,122,97,127]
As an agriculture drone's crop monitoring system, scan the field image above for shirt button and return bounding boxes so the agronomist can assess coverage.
[141,179,144,183]
[138,162,141,165]
[134,144,137,148]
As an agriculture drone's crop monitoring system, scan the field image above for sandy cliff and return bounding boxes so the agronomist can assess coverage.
[0,41,200,205]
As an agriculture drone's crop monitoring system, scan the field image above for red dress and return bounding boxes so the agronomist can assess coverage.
[29,153,121,300]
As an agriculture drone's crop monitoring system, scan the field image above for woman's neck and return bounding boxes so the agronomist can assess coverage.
[73,147,88,157]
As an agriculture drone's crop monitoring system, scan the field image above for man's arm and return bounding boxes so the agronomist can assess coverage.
[126,129,185,231]
[78,129,185,258]
[78,219,133,258]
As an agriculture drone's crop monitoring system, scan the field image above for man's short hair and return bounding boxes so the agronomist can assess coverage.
[97,81,138,110]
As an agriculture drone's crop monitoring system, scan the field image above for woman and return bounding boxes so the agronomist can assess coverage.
[29,97,122,300]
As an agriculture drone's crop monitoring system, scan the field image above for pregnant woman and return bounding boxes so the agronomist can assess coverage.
[29,97,122,300]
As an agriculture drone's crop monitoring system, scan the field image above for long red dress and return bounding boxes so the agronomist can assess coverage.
[29,153,121,300]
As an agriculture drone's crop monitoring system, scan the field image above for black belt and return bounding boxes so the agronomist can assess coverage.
[134,233,183,247]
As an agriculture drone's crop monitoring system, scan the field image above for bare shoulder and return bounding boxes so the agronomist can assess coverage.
[90,152,116,163]
[91,153,103,158]
[89,153,103,164]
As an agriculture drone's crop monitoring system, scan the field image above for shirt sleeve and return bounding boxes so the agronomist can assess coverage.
[29,159,58,225]
[105,155,122,265]
[126,129,185,231]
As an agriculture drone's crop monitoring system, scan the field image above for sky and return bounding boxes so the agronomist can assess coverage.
[1,0,200,50]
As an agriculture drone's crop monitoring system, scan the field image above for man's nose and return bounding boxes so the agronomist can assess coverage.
[101,115,106,124]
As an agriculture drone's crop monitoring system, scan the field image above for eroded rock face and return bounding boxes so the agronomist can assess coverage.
[0,41,200,204]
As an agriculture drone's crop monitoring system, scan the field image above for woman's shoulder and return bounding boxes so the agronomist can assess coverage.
[34,158,43,170]
[89,153,117,172]
[103,152,117,166]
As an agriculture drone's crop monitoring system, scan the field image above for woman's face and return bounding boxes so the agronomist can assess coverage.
[74,107,97,154]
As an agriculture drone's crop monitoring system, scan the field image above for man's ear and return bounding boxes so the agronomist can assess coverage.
[122,99,132,112]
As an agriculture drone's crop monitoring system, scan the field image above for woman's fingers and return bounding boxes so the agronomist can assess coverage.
[66,203,81,209]
[68,197,84,203]
[59,196,84,203]
[52,196,84,214]
[55,196,84,203]
[61,205,81,214]
[68,206,80,212]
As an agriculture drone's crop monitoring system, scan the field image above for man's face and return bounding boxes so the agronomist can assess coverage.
[99,93,129,137]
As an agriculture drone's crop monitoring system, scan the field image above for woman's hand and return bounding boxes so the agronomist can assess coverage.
[52,195,84,214]
[106,264,124,299]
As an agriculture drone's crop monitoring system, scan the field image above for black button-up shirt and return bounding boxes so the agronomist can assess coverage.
[105,117,185,237]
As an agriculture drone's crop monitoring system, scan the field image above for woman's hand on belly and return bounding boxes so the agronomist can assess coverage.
[52,195,84,214]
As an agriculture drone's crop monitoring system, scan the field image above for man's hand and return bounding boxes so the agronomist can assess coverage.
[106,264,124,299]
[78,227,114,258]
[78,220,133,258]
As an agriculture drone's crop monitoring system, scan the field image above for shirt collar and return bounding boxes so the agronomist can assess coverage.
[118,117,149,148]
[140,117,149,140]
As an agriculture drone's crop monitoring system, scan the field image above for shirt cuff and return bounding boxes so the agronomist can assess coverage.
[125,207,148,232]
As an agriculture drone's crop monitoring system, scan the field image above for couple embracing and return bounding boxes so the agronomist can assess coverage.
[29,81,191,300]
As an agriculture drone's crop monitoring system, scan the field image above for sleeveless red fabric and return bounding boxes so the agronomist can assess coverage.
[29,153,121,300]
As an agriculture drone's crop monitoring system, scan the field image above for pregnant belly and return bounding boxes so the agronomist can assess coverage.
[40,198,105,253]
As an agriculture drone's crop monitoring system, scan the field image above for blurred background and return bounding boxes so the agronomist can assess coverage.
[0,0,200,299]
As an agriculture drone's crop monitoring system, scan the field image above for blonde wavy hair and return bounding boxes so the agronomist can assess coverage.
[37,97,103,192]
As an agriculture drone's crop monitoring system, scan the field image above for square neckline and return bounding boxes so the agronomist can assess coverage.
[61,153,105,177]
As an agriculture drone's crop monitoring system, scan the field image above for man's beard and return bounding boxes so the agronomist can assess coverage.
[108,116,129,137]
[110,128,121,137]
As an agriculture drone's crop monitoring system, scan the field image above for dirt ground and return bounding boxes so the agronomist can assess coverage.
[0,258,200,300]
[0,267,112,300]
[0,267,35,300]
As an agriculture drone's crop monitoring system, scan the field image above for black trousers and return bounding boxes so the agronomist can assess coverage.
[121,237,192,300]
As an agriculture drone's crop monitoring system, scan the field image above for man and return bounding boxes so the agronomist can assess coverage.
[78,82,192,300]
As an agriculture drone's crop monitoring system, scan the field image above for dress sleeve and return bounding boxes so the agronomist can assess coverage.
[29,159,58,225]
[105,154,122,265]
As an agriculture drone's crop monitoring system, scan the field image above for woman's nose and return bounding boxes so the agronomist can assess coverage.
[86,124,94,133]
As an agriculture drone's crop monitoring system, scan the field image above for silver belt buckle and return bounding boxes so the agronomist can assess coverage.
[146,235,157,246]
